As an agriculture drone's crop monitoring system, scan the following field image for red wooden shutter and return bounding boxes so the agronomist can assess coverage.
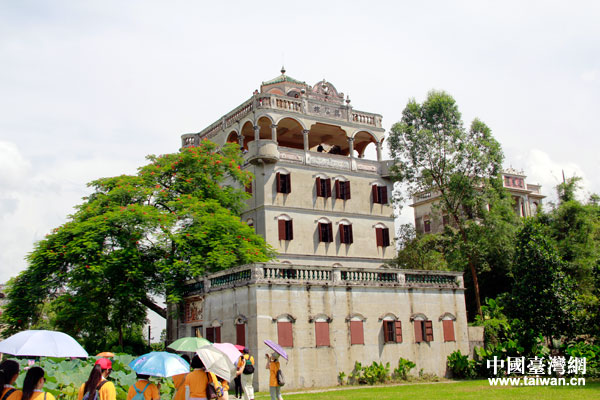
[372,184,379,203]
[348,225,353,244]
[326,179,332,197]
[414,321,423,343]
[381,186,388,204]
[278,219,285,240]
[383,321,390,342]
[276,172,281,193]
[395,321,402,343]
[339,224,345,244]
[376,228,383,246]
[327,223,333,243]
[424,320,434,342]
[287,174,291,194]
[215,326,221,343]
[346,181,351,199]
[236,324,245,347]
[277,321,293,347]
[318,223,323,242]
[442,320,455,342]
[315,322,330,347]
[288,220,293,240]
[316,177,322,197]
[350,321,364,345]
[335,180,341,199]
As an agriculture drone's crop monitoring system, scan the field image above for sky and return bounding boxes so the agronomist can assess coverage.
[1,1,599,338]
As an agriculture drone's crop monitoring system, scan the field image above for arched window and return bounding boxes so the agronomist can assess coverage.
[374,223,390,247]
[310,314,332,347]
[277,214,293,241]
[346,313,366,345]
[206,319,222,343]
[379,313,402,343]
[411,313,433,343]
[235,315,248,347]
[439,313,456,342]
[317,217,333,243]
[274,314,295,347]
[338,219,353,244]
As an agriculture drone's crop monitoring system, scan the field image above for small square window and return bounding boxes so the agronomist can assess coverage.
[277,172,291,194]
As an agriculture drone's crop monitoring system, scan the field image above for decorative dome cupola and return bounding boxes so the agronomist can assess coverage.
[260,67,309,98]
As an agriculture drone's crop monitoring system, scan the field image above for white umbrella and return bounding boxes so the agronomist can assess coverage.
[0,330,88,358]
[196,345,237,382]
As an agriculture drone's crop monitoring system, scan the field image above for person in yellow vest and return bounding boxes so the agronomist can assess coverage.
[126,374,160,400]
[172,355,190,400]
[0,360,22,400]
[235,348,254,400]
[21,367,55,400]
[78,359,116,400]
[265,353,283,400]
[183,356,209,400]
[206,372,228,400]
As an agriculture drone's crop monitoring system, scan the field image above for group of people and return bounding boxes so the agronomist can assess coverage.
[0,348,284,400]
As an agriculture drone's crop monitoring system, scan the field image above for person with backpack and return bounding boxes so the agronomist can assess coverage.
[172,355,190,400]
[21,367,54,400]
[265,353,283,400]
[183,355,209,400]
[126,374,159,400]
[235,348,254,400]
[77,359,116,400]
[0,360,22,400]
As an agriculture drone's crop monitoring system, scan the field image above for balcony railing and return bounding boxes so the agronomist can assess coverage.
[182,264,463,295]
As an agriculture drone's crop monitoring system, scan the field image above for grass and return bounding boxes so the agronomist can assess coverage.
[254,379,600,400]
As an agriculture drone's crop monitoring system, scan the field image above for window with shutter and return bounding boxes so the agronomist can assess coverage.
[277,321,293,347]
[206,326,221,343]
[424,220,431,233]
[316,177,322,197]
[424,320,434,342]
[315,321,330,347]
[382,228,390,247]
[376,227,383,247]
[236,323,246,347]
[319,222,333,243]
[372,185,388,204]
[372,184,379,203]
[336,181,351,200]
[278,220,293,240]
[414,320,423,343]
[350,321,364,345]
[340,224,353,244]
[276,173,291,194]
[442,320,454,342]
[383,320,395,343]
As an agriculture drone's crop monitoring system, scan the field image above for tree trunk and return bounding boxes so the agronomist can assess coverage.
[118,325,123,351]
[460,227,483,320]
[140,296,167,319]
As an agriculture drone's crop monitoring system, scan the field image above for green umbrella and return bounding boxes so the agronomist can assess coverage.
[167,337,212,352]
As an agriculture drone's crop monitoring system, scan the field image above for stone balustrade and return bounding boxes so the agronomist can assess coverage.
[183,264,463,294]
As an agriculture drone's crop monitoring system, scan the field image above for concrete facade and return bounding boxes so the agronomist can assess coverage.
[176,70,473,390]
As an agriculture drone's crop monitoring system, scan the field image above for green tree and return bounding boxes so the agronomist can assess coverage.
[509,219,575,344]
[2,141,275,351]
[388,90,504,318]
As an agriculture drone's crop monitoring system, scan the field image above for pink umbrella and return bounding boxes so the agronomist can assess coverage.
[234,344,245,351]
[212,343,243,365]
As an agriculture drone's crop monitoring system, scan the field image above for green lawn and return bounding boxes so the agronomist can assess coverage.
[254,380,600,400]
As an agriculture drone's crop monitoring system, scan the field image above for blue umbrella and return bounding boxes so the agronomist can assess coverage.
[264,339,288,360]
[0,330,88,358]
[129,352,190,377]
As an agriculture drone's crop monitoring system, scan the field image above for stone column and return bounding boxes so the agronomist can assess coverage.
[254,125,260,141]
[376,141,383,161]
[348,137,355,158]
[271,124,278,143]
[237,132,244,147]
[302,129,310,152]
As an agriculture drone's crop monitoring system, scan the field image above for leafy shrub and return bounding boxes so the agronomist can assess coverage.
[446,350,476,379]
[393,358,415,380]
[564,341,600,377]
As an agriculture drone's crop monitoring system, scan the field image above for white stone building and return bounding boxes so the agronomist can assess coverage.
[172,70,474,390]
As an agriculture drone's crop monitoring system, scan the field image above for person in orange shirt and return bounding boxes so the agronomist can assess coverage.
[183,356,209,400]
[78,359,116,400]
[236,349,254,400]
[172,355,190,400]
[21,367,55,400]
[126,374,160,400]
[265,353,283,400]
[0,360,22,400]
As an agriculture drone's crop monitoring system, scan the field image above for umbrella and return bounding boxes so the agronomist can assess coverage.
[0,330,88,358]
[96,352,115,358]
[233,344,245,351]
[212,343,242,365]
[264,339,288,361]
[196,345,237,382]
[168,337,212,352]
[129,351,190,377]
